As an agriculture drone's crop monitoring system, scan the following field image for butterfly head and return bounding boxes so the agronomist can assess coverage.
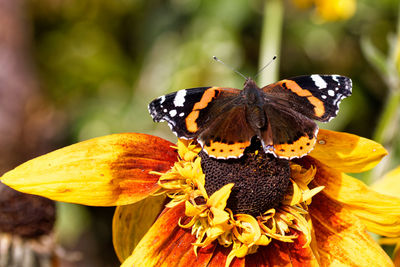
[243,77,258,89]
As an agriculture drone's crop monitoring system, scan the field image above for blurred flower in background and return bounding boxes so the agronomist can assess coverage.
[292,0,356,21]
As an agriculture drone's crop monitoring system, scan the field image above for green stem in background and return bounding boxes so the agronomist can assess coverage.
[373,92,400,144]
[258,0,283,85]
[371,3,400,150]
[362,3,400,183]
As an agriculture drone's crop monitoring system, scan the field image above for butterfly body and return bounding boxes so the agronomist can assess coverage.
[149,75,352,159]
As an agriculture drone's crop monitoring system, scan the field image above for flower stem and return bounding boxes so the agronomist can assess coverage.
[373,92,400,144]
[365,4,400,183]
[372,4,400,148]
[258,0,283,85]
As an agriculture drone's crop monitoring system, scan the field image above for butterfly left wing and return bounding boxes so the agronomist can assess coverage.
[262,75,352,122]
[148,86,241,140]
[198,105,256,159]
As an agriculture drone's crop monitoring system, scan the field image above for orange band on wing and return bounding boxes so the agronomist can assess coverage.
[185,88,218,133]
[273,135,316,159]
[204,140,250,159]
[279,80,325,118]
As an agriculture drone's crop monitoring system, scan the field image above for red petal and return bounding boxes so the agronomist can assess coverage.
[243,234,318,267]
[126,202,216,266]
[207,246,245,267]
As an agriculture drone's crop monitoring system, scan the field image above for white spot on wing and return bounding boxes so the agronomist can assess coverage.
[328,90,335,96]
[159,95,166,104]
[311,74,328,89]
[169,110,177,117]
[173,90,187,107]
[179,112,185,117]
[332,75,340,83]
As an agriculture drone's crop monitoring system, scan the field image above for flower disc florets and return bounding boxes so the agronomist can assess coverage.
[200,139,291,216]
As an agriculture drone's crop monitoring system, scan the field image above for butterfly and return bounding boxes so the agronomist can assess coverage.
[148,75,352,159]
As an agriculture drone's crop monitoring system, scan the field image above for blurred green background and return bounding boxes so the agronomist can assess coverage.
[1,0,399,265]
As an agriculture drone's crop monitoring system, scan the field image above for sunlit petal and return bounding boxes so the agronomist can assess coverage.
[112,195,166,262]
[208,183,234,210]
[310,193,393,266]
[312,159,400,237]
[1,133,177,206]
[372,166,400,197]
[309,129,387,173]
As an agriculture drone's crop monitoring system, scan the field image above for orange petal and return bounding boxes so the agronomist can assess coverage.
[113,195,166,262]
[1,133,177,206]
[395,249,400,267]
[310,193,393,266]
[124,202,216,266]
[309,129,387,173]
[312,159,400,237]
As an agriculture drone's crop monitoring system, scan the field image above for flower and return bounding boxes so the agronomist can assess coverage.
[292,0,356,21]
[1,129,400,266]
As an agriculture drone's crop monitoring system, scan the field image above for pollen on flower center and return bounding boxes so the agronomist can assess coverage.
[200,139,291,216]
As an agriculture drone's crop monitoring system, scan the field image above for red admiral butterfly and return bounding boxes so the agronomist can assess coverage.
[149,75,352,159]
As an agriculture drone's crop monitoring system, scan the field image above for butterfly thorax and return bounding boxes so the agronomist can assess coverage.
[242,78,267,130]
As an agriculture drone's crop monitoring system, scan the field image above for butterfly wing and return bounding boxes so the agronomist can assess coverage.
[198,105,256,159]
[261,104,318,159]
[149,87,210,138]
[148,86,241,139]
[262,75,352,122]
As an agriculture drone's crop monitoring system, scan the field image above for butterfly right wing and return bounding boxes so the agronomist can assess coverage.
[262,75,352,122]
[261,103,318,159]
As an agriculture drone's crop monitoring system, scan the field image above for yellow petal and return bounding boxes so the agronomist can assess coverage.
[185,200,203,217]
[310,193,393,266]
[372,166,400,197]
[233,214,261,245]
[313,159,400,237]
[1,133,177,206]
[210,207,230,225]
[112,194,165,263]
[208,183,234,210]
[309,129,387,173]
[120,254,135,267]
[177,139,201,162]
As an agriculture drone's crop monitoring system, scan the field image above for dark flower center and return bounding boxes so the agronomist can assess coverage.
[199,139,291,216]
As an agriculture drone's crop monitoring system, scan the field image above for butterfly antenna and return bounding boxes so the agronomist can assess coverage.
[213,56,248,80]
[254,55,277,79]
